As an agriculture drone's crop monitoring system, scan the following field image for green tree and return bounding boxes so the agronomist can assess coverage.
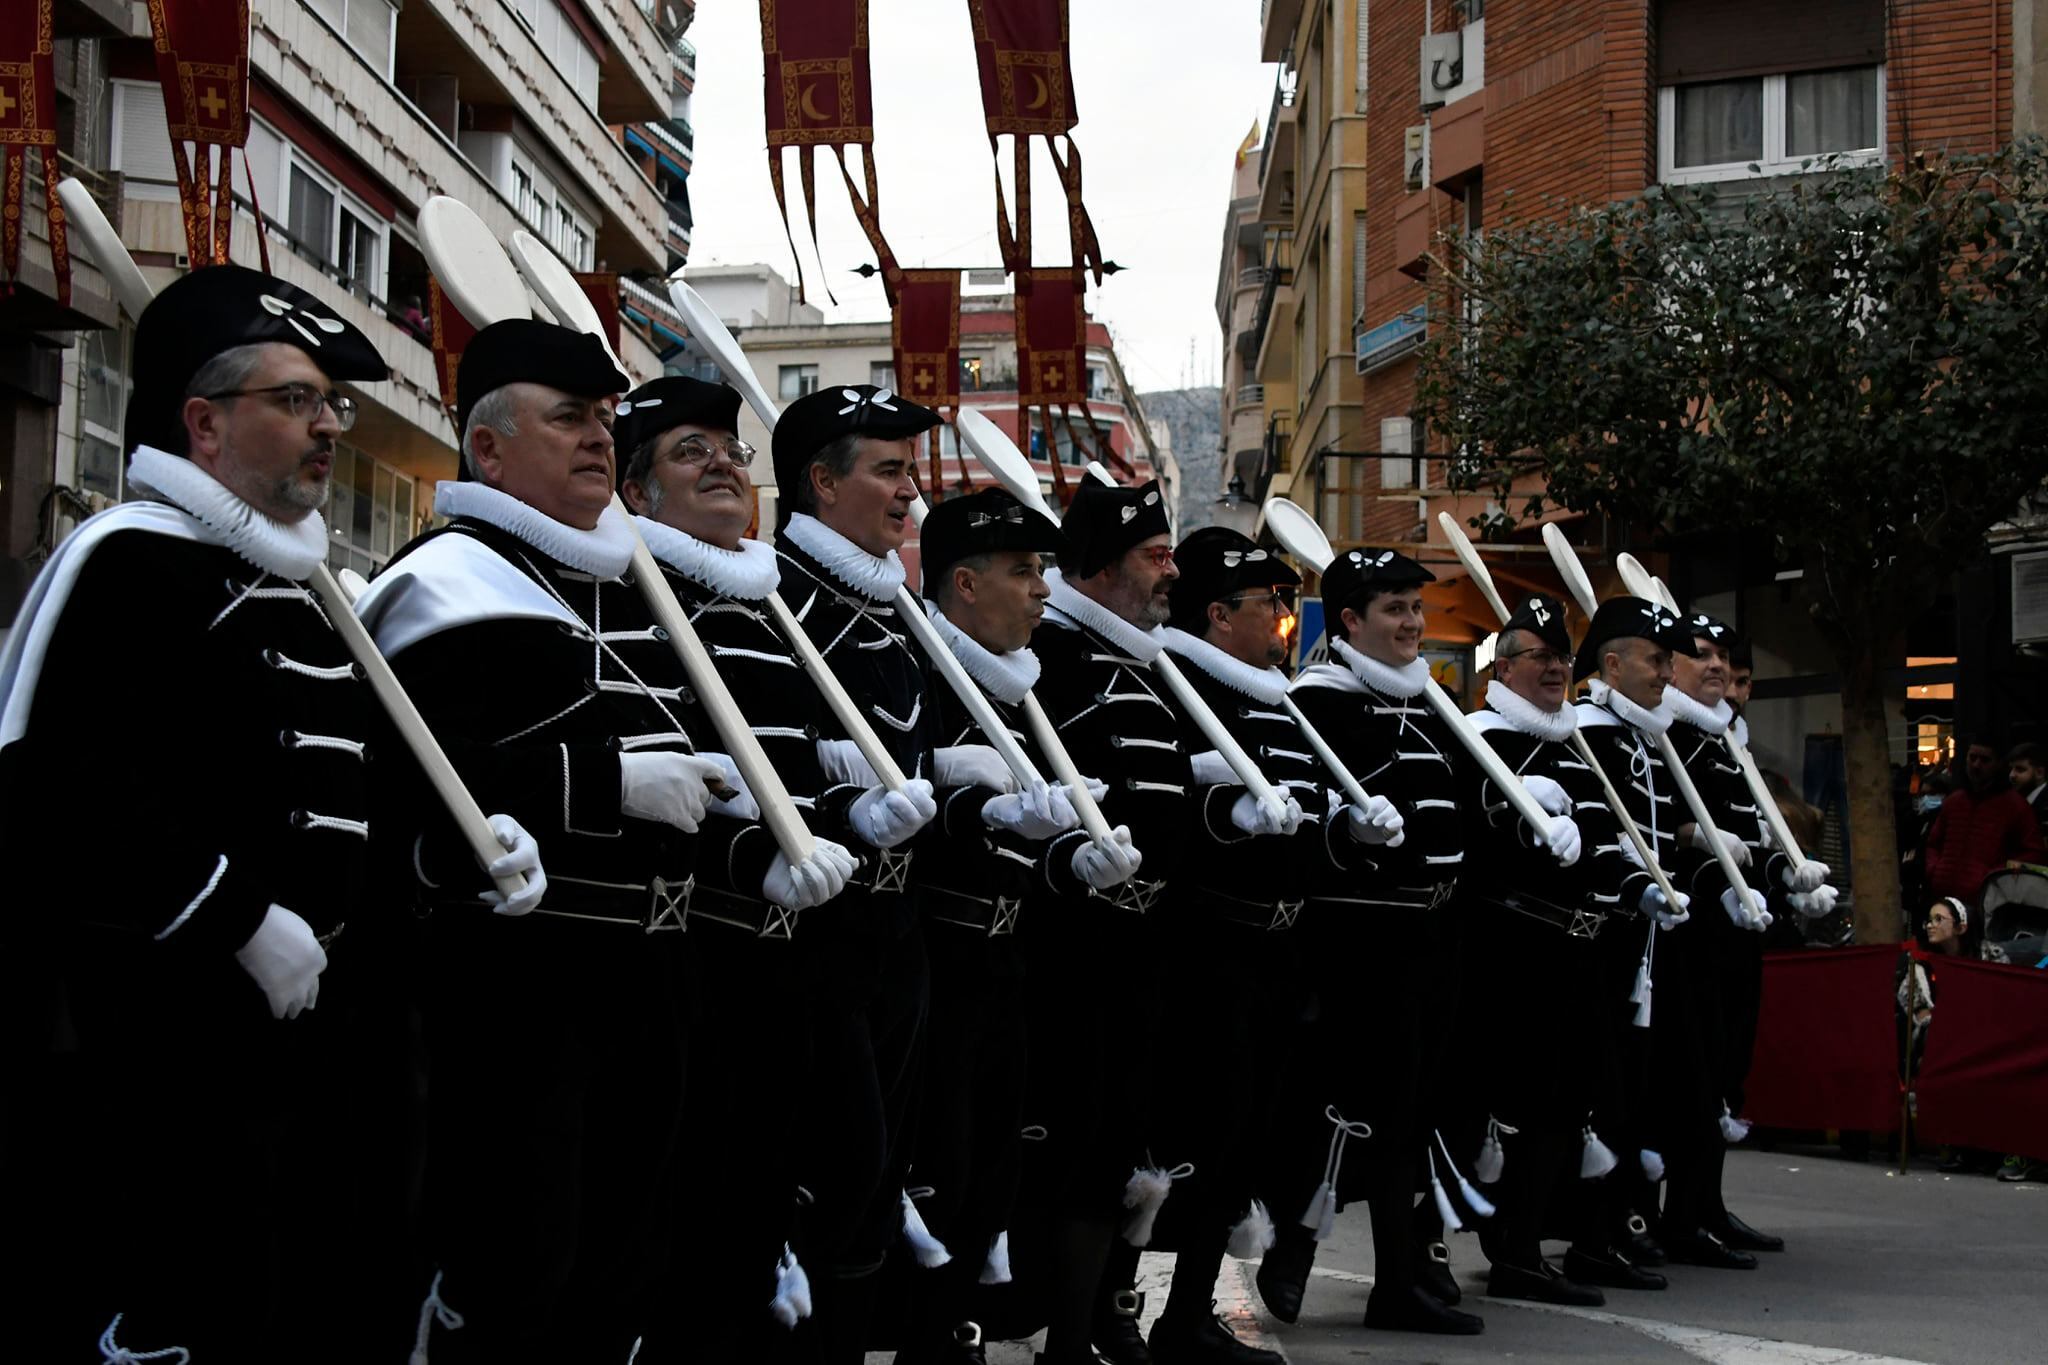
[1415,144,2048,943]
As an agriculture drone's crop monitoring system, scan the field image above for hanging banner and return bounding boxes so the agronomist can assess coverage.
[574,271,623,354]
[145,0,251,269]
[890,269,962,494]
[0,0,66,304]
[428,275,478,431]
[1015,267,1124,499]
[965,0,1103,288]
[759,0,902,304]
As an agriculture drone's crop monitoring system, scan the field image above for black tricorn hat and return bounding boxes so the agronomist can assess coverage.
[124,264,387,458]
[613,376,745,488]
[1166,526,1301,632]
[1574,595,1700,681]
[1499,592,1572,659]
[456,319,628,463]
[1061,476,1170,578]
[918,488,1068,598]
[771,384,942,524]
[1682,609,1736,649]
[1319,546,1434,620]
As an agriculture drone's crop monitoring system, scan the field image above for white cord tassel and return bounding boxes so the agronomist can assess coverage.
[1121,1162,1194,1247]
[1581,1125,1619,1179]
[1434,1130,1494,1218]
[901,1187,953,1267]
[409,1271,465,1365]
[1474,1115,1517,1185]
[1300,1106,1372,1241]
[769,1244,813,1327]
[1719,1103,1751,1143]
[98,1315,190,1364]
[980,1230,1013,1286]
[1226,1200,1276,1259]
[1640,1148,1666,1182]
[1427,1148,1464,1233]
[1632,920,1656,1029]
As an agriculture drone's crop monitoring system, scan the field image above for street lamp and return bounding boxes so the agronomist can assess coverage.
[1213,475,1260,537]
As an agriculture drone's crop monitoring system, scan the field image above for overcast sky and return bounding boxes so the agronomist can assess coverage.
[681,1,1277,393]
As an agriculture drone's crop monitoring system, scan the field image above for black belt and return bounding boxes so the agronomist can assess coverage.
[1492,892,1607,940]
[686,885,802,940]
[924,885,1022,936]
[1312,880,1458,913]
[1190,887,1304,932]
[509,873,694,932]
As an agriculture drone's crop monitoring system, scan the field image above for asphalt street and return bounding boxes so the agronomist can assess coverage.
[878,1147,2046,1365]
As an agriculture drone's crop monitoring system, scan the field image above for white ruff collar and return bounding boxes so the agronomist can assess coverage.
[925,602,1040,704]
[1332,637,1431,698]
[782,512,905,601]
[1663,685,1734,736]
[1485,678,1578,742]
[434,480,636,578]
[1043,567,1163,661]
[127,445,328,580]
[1161,626,1290,704]
[1587,677,1674,736]
[633,516,779,602]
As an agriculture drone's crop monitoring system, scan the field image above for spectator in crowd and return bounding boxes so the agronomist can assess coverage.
[2010,742,2047,845]
[400,294,430,342]
[1923,738,2044,908]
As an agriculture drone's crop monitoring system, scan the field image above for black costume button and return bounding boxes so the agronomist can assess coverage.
[350,662,368,681]
[804,724,820,741]
[653,626,671,643]
[605,735,622,751]
[262,648,282,668]
[290,809,311,829]
[279,729,297,748]
[583,677,601,695]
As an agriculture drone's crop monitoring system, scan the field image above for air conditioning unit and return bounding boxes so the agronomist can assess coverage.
[1420,33,1463,110]
[1404,126,1428,192]
[2014,550,2048,643]
[1381,416,1413,455]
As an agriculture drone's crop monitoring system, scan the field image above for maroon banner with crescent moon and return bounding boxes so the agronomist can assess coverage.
[0,0,66,304]
[965,0,1103,290]
[759,0,902,305]
[146,0,252,270]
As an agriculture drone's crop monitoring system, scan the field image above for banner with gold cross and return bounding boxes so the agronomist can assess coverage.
[759,0,904,305]
[889,268,961,494]
[145,0,252,270]
[0,0,67,305]
[1014,266,1123,502]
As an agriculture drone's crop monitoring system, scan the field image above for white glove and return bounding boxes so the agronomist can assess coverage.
[1230,790,1304,836]
[1721,886,1770,931]
[982,780,1079,840]
[620,751,726,833]
[848,778,937,850]
[1345,794,1407,846]
[1189,749,1235,786]
[1521,774,1573,816]
[235,904,327,1020]
[1076,776,1110,802]
[816,738,880,788]
[1641,883,1691,929]
[763,838,858,910]
[479,813,548,916]
[935,743,1017,794]
[1690,824,1753,867]
[1072,825,1143,889]
[1783,858,1830,894]
[1788,884,1839,919]
[1540,815,1583,867]
[698,752,761,822]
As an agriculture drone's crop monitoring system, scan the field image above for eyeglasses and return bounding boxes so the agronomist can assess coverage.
[1134,545,1175,568]
[665,434,757,468]
[1225,588,1297,616]
[204,382,357,431]
[1220,548,1270,568]
[1498,647,1574,669]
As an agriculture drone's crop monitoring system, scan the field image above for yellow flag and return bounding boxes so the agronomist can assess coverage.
[1234,120,1260,168]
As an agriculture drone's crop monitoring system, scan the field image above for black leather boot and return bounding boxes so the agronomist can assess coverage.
[1662,1228,1758,1269]
[935,1322,989,1365]
[1147,1305,1283,1364]
[1562,1245,1668,1291]
[1486,1260,1605,1307]
[1707,1210,1784,1252]
[1417,1240,1461,1305]
[1623,1212,1667,1266]
[1363,1283,1484,1335]
[1252,1226,1315,1324]
[1092,1287,1152,1365]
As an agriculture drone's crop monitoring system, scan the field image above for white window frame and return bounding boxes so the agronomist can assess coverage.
[1659,66,1886,185]
[282,150,390,302]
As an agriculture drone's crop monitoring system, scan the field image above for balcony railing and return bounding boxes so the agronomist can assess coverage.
[1235,383,1266,408]
[1237,265,1269,289]
[1260,59,1296,179]
[1248,260,1291,359]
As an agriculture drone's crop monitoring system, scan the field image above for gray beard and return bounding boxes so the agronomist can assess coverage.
[274,466,331,515]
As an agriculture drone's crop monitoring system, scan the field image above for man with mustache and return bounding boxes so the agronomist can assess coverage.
[354,319,728,1362]
[768,383,942,1361]
[609,375,861,1359]
[895,487,1136,1365]
[2,266,543,1361]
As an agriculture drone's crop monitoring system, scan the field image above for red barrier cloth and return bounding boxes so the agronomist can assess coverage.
[0,0,66,304]
[965,0,1103,287]
[758,0,899,303]
[1743,946,1901,1133]
[146,0,251,268]
[1914,956,2048,1161]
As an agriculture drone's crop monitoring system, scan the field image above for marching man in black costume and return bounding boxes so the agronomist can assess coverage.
[768,383,943,1362]
[354,319,730,1362]
[3,266,543,1362]
[609,374,860,1359]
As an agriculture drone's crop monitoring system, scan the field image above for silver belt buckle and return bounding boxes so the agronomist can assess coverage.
[1097,876,1163,913]
[871,847,913,895]
[1268,900,1303,931]
[988,896,1021,937]
[644,875,694,932]
[1426,880,1457,912]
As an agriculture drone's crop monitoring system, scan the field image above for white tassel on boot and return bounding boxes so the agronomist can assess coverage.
[1300,1106,1372,1241]
[1474,1115,1517,1185]
[1640,1149,1666,1182]
[1121,1162,1193,1247]
[901,1188,953,1267]
[1719,1103,1752,1143]
[1225,1200,1276,1259]
[769,1244,813,1328]
[1427,1149,1464,1233]
[979,1230,1013,1286]
[409,1271,465,1365]
[1580,1125,1619,1179]
[1436,1130,1495,1218]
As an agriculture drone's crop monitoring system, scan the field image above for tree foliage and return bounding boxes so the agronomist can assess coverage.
[1415,142,2048,644]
